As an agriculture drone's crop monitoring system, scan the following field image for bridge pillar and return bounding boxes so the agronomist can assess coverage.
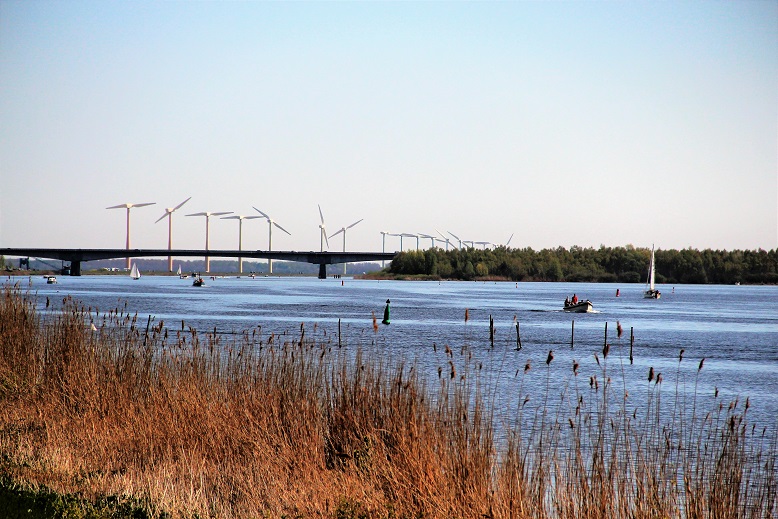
[318,264,327,279]
[69,261,81,276]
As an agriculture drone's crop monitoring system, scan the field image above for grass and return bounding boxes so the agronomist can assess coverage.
[0,282,775,518]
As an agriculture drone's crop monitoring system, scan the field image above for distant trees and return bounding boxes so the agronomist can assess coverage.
[387,246,778,284]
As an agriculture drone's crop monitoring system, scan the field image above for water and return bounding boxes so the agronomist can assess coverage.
[20,274,778,434]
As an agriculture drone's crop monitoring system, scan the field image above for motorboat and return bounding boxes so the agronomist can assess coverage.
[193,276,205,287]
[563,299,593,313]
[644,245,661,299]
[46,276,57,284]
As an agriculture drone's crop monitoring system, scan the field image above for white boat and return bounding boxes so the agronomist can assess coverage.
[563,299,593,313]
[176,265,182,276]
[130,263,141,280]
[644,245,660,299]
[46,276,57,284]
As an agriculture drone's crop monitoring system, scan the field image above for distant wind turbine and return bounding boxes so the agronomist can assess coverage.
[106,201,156,269]
[253,207,291,274]
[379,231,393,268]
[474,241,491,250]
[222,214,261,273]
[317,205,330,252]
[505,233,514,248]
[447,231,463,249]
[155,197,191,272]
[418,233,437,248]
[436,229,457,251]
[186,210,232,273]
[400,233,419,251]
[329,218,363,275]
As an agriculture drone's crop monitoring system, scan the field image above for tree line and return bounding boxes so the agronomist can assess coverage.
[386,246,778,284]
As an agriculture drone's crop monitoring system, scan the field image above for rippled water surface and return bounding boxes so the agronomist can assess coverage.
[24,274,778,432]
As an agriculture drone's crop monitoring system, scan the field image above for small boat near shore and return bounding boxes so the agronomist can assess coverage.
[563,299,594,313]
[192,275,205,287]
[46,276,57,284]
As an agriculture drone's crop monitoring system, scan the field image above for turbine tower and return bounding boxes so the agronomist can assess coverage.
[379,231,393,268]
[400,233,419,251]
[436,230,457,251]
[155,197,191,272]
[254,207,291,274]
[317,205,330,252]
[447,231,463,249]
[106,201,156,269]
[222,214,261,273]
[329,218,363,275]
[418,233,437,248]
[186,210,232,273]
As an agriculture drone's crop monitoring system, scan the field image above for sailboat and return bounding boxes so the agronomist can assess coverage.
[176,265,182,276]
[130,263,141,280]
[644,245,660,299]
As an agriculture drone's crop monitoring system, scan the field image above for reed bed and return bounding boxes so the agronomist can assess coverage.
[0,282,775,518]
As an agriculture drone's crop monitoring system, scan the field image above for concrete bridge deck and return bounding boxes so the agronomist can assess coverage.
[0,248,396,279]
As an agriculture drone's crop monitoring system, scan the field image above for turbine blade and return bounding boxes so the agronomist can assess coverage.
[346,218,363,230]
[448,231,461,241]
[173,197,192,212]
[186,212,207,217]
[505,233,514,247]
[155,213,168,224]
[329,229,344,239]
[253,206,270,219]
[106,203,128,209]
[211,211,232,216]
[318,204,325,224]
[134,202,156,207]
[324,231,330,248]
[273,222,291,235]
[221,216,240,220]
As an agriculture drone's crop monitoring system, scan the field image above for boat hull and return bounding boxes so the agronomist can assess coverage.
[563,300,593,313]
[644,290,660,299]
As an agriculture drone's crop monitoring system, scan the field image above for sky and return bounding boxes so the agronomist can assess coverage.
[1,1,776,255]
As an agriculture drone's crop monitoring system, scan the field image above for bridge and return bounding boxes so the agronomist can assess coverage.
[0,248,396,279]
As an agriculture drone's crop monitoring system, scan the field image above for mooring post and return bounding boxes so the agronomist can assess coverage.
[516,321,522,350]
[338,318,342,348]
[604,321,608,348]
[571,320,575,349]
[489,315,494,347]
[629,327,634,364]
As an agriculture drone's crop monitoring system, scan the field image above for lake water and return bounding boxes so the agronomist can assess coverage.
[18,274,778,435]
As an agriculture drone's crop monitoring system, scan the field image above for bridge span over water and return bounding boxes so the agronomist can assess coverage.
[0,248,396,279]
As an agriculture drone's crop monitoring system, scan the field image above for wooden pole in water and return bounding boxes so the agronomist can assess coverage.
[338,318,342,348]
[629,327,634,364]
[604,322,608,348]
[571,320,575,349]
[516,321,522,350]
[489,315,494,347]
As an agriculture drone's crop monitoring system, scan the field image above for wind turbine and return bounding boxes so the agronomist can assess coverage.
[329,218,364,275]
[505,233,514,248]
[436,229,457,251]
[317,205,330,252]
[400,233,419,251]
[253,207,291,274]
[418,233,437,248]
[447,231,463,249]
[155,197,191,272]
[222,214,261,274]
[106,201,156,269]
[186,210,232,273]
[379,231,393,268]
[474,241,491,250]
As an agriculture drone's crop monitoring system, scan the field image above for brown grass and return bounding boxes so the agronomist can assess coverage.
[0,282,775,518]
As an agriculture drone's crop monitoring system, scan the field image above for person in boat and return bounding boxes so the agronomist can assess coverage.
[382,299,391,325]
[571,294,578,305]
[564,296,570,307]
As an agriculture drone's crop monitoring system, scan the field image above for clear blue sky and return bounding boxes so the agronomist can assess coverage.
[1,1,776,254]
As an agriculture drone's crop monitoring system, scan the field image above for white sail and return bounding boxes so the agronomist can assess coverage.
[648,246,655,291]
[130,263,141,280]
[644,245,660,298]
[176,265,182,276]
